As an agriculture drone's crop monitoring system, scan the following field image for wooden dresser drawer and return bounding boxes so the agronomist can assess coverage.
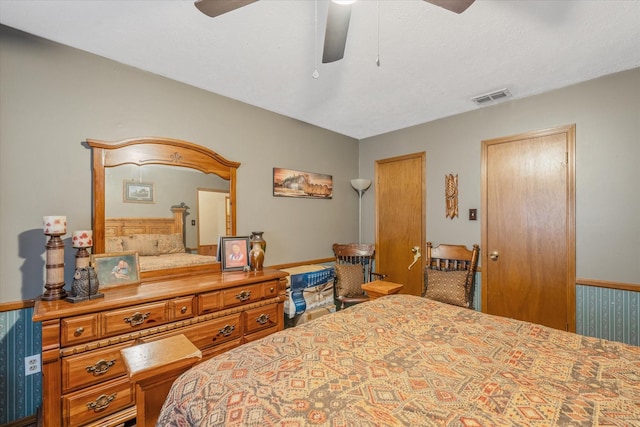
[101,301,169,336]
[63,377,134,427]
[62,342,132,393]
[149,313,243,351]
[198,290,220,314]
[220,283,263,308]
[261,280,280,298]
[171,295,195,320]
[61,314,99,347]
[244,304,279,335]
[188,313,242,349]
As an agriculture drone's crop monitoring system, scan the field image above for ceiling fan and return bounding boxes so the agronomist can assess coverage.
[194,0,475,63]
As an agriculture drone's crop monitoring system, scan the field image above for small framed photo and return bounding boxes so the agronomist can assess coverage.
[91,251,141,288]
[124,181,155,203]
[220,236,250,271]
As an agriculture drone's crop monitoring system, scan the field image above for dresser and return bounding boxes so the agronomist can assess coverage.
[32,268,288,427]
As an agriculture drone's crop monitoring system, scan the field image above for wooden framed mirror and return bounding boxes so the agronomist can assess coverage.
[85,137,239,280]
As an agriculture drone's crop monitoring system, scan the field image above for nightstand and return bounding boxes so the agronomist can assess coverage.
[361,280,404,300]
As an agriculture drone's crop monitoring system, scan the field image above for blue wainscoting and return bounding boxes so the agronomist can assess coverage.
[576,284,639,346]
[0,307,42,424]
[475,277,639,346]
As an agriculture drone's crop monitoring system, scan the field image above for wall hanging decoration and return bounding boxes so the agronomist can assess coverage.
[91,251,140,288]
[42,215,68,300]
[445,174,459,219]
[124,180,155,203]
[273,168,332,199]
[220,236,250,271]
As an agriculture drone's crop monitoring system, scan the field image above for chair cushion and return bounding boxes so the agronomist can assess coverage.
[335,263,365,297]
[424,269,470,307]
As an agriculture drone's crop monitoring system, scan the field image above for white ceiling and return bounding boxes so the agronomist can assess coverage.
[1,0,639,139]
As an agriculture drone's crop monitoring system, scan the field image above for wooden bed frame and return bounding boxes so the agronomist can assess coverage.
[105,206,220,280]
[105,206,185,238]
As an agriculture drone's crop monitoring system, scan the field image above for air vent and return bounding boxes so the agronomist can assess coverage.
[471,89,511,106]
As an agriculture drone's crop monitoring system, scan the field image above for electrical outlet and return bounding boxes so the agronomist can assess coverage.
[25,354,41,376]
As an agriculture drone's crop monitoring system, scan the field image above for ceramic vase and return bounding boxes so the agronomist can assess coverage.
[249,232,265,271]
[249,241,265,271]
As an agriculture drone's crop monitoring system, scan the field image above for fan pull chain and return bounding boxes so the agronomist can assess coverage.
[376,0,381,67]
[313,0,320,79]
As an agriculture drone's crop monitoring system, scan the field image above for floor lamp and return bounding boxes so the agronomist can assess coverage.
[351,178,372,244]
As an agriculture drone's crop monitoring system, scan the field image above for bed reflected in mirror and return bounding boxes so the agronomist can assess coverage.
[85,137,240,280]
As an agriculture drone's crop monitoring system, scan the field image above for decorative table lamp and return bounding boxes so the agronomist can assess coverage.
[67,230,103,303]
[72,230,93,269]
[42,216,68,301]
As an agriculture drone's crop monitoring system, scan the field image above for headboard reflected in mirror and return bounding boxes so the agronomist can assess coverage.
[85,136,240,280]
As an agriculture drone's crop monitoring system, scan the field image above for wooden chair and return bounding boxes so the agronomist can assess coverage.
[424,242,480,309]
[332,243,386,310]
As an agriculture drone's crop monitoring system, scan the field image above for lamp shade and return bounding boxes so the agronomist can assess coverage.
[72,230,93,248]
[350,179,372,192]
[43,216,67,235]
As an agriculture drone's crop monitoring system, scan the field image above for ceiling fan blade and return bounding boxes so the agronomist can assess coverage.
[322,1,353,64]
[423,0,475,14]
[194,0,259,18]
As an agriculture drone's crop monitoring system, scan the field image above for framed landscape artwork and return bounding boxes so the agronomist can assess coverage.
[124,181,155,203]
[273,168,332,199]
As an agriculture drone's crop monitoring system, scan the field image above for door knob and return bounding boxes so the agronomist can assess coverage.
[490,251,499,261]
[408,246,421,270]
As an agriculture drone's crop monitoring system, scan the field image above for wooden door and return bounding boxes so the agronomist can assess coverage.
[481,125,575,331]
[375,152,426,296]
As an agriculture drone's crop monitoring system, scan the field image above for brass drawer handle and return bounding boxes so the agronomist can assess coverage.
[269,287,275,292]
[236,290,251,302]
[124,311,150,327]
[75,327,84,336]
[181,306,188,314]
[218,324,235,337]
[256,313,270,325]
[86,393,116,412]
[85,359,116,376]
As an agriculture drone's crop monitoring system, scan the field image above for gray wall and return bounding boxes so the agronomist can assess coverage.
[359,68,640,285]
[0,25,359,303]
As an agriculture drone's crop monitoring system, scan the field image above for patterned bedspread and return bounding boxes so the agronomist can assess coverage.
[157,295,640,426]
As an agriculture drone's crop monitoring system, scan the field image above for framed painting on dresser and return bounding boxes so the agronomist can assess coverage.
[91,251,140,288]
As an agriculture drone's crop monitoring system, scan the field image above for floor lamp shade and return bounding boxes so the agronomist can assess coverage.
[350,179,372,192]
[351,179,372,244]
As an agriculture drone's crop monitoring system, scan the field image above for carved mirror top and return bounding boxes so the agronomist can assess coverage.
[85,136,239,255]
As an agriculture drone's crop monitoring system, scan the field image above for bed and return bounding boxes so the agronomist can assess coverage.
[105,207,218,279]
[157,294,640,426]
